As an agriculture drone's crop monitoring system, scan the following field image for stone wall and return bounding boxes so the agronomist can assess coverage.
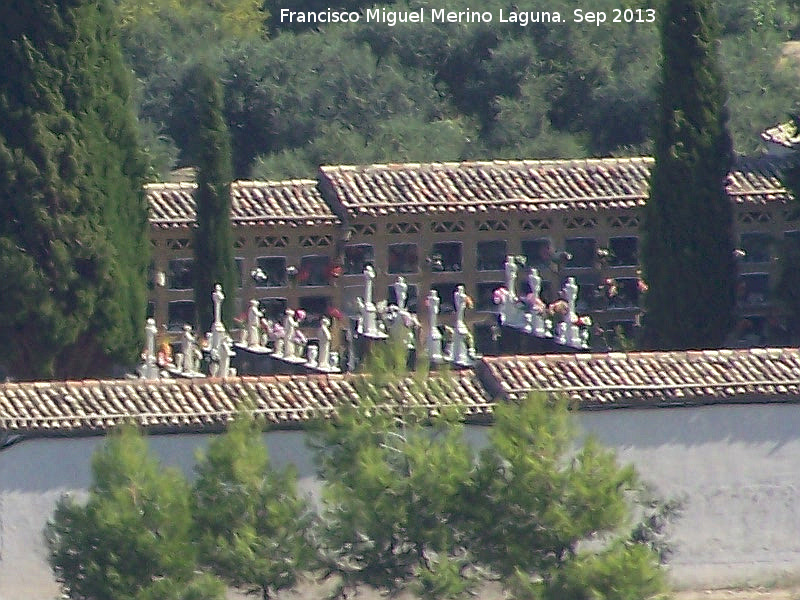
[3,404,800,599]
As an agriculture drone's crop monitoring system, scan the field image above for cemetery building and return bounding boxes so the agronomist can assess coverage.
[147,154,794,348]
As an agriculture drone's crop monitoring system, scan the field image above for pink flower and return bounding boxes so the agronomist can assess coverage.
[295,309,307,322]
[493,287,509,305]
[327,307,344,320]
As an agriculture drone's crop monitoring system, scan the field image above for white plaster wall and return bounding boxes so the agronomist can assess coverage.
[2,404,800,599]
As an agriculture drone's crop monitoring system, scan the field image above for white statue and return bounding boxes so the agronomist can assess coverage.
[528,268,547,337]
[364,265,375,305]
[563,277,581,348]
[450,285,471,366]
[393,276,408,310]
[359,265,383,337]
[504,255,518,301]
[318,316,332,369]
[219,335,235,377]
[528,267,541,299]
[247,299,263,348]
[282,309,298,359]
[212,284,224,326]
[181,324,200,373]
[210,334,235,377]
[140,318,159,379]
[426,289,443,362]
[454,285,468,326]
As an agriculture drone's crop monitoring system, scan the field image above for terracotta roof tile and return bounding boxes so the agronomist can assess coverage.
[479,348,800,407]
[4,349,800,437]
[320,157,792,216]
[146,180,340,228]
[0,371,493,436]
[144,157,794,225]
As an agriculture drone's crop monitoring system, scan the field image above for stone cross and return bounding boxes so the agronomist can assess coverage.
[247,299,263,348]
[210,284,228,354]
[426,290,443,362]
[394,276,408,311]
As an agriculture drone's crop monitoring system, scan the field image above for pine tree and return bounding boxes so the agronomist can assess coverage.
[775,116,800,338]
[641,0,735,350]
[186,64,237,332]
[192,415,314,600]
[0,1,148,379]
[312,345,668,600]
[46,426,225,600]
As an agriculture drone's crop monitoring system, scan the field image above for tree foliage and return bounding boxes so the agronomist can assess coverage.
[46,426,224,600]
[641,0,736,350]
[114,0,798,179]
[312,345,668,600]
[185,64,238,331]
[192,415,315,600]
[468,395,667,600]
[48,360,671,600]
[775,117,800,338]
[312,383,477,599]
[0,0,148,379]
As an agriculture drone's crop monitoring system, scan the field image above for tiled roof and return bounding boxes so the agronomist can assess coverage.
[319,158,654,215]
[143,158,793,224]
[0,371,493,436]
[727,157,793,204]
[146,180,340,228]
[319,157,793,216]
[479,348,800,408]
[3,349,800,437]
[761,121,800,149]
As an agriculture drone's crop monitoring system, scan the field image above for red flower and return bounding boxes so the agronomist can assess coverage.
[327,307,344,320]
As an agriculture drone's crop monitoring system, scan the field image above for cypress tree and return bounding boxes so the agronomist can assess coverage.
[187,65,237,332]
[775,117,800,338]
[0,1,148,379]
[641,0,735,350]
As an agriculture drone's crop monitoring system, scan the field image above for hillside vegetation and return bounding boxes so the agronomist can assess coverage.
[113,0,800,180]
